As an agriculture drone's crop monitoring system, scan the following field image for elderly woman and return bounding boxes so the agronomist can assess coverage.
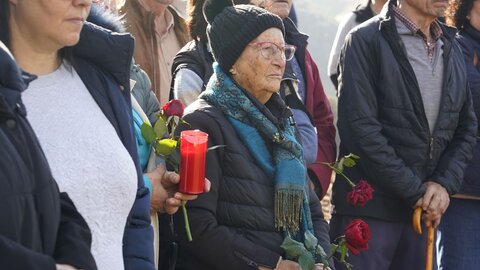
[0,1,156,269]
[172,0,332,269]
[172,0,335,200]
[172,0,318,169]
[440,1,480,268]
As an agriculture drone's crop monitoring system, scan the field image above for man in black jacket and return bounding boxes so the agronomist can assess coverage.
[331,0,477,269]
[0,42,96,270]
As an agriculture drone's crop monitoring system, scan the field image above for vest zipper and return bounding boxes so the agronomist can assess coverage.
[429,137,434,160]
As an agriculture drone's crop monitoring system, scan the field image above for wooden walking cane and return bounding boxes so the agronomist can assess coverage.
[412,207,435,270]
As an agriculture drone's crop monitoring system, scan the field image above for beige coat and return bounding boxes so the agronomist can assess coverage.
[120,0,189,102]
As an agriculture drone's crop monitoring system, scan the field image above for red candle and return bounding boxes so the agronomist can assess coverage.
[179,130,208,194]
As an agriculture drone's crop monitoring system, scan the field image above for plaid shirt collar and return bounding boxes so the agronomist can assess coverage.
[392,6,443,41]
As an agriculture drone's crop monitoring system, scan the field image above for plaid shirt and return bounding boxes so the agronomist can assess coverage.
[392,6,443,62]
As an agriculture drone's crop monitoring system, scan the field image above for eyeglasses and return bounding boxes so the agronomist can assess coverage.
[248,42,296,61]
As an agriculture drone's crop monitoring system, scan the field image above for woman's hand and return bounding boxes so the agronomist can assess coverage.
[56,264,78,270]
[145,165,211,214]
[314,263,331,270]
[276,259,301,270]
[258,259,300,270]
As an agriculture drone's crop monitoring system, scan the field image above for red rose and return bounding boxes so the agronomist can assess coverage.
[344,219,371,255]
[346,179,374,208]
[162,99,184,117]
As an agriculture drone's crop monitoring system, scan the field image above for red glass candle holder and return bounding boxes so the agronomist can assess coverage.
[179,130,208,194]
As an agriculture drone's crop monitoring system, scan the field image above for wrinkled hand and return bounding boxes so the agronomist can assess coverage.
[415,181,450,228]
[145,164,211,214]
[314,264,331,270]
[276,259,301,270]
[258,259,300,270]
[56,265,78,270]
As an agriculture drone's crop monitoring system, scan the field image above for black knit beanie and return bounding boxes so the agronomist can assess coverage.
[203,0,285,73]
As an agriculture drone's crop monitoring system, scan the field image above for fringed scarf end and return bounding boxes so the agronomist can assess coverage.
[274,190,304,234]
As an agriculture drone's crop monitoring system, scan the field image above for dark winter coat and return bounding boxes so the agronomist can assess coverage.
[334,2,478,222]
[171,99,331,270]
[456,24,480,197]
[171,40,214,95]
[86,7,160,125]
[0,44,96,270]
[72,22,154,270]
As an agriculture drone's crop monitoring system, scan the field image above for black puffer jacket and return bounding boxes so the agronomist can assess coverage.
[172,99,331,270]
[0,45,96,269]
[334,1,478,222]
[170,40,214,96]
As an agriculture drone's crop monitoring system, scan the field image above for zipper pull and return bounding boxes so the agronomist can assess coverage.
[429,137,434,160]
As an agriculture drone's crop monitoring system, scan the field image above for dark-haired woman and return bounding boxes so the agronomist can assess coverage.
[439,1,480,269]
[0,0,154,269]
[172,0,332,269]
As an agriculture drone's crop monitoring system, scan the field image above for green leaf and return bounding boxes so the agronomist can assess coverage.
[153,116,168,138]
[316,245,329,266]
[330,243,338,255]
[304,231,318,251]
[340,244,348,262]
[298,252,315,270]
[141,122,157,144]
[155,139,178,156]
[280,236,307,258]
[316,244,327,257]
[343,157,356,168]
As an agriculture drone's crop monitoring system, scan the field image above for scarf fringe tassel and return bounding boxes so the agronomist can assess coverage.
[274,190,303,234]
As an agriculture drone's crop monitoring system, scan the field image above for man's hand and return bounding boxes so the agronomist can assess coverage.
[145,164,211,214]
[415,181,450,228]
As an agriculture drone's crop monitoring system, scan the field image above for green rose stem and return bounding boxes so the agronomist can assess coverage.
[318,162,356,188]
[181,201,193,241]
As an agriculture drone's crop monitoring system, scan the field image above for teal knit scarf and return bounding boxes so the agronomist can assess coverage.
[200,63,314,237]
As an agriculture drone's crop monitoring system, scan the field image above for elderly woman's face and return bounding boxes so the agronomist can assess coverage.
[231,28,286,104]
[9,0,91,51]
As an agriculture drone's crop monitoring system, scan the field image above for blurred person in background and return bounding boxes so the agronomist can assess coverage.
[327,0,387,91]
[120,0,190,105]
[439,1,480,268]
[257,0,336,199]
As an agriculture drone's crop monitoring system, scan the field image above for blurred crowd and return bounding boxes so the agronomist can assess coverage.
[0,0,479,270]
